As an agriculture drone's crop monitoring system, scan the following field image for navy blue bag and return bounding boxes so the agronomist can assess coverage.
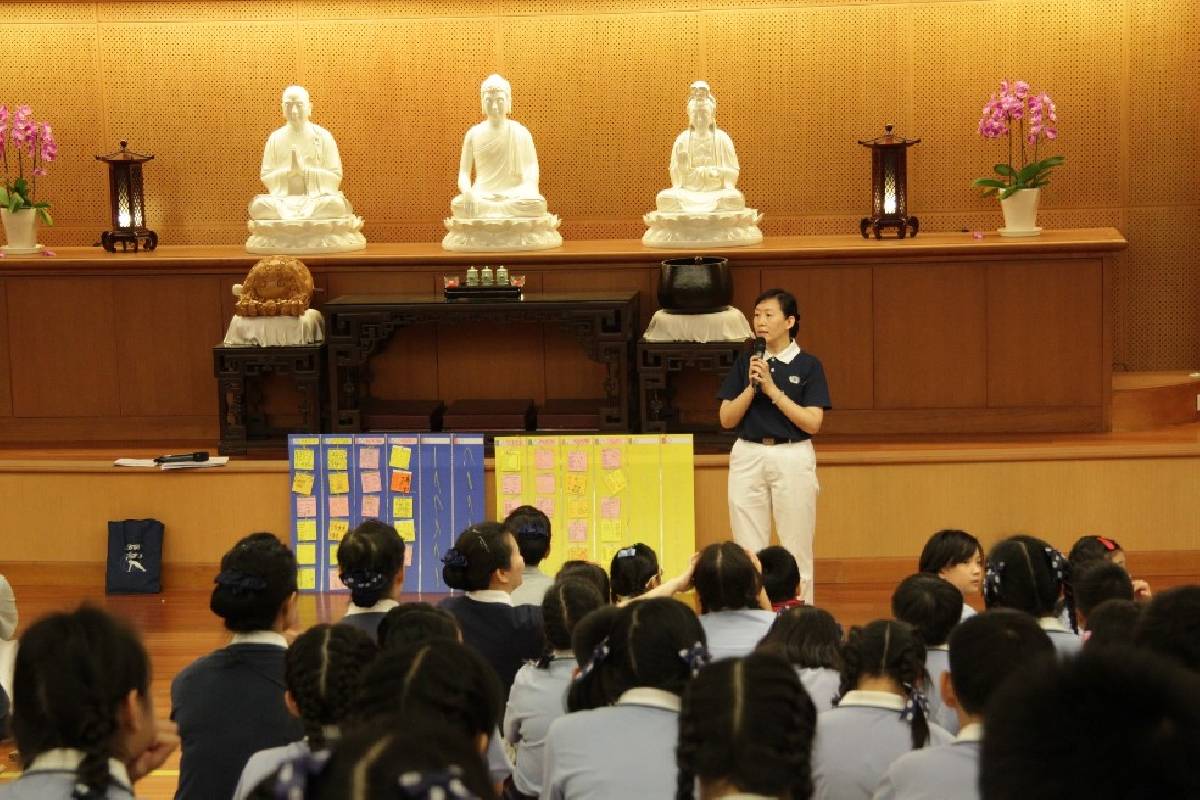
[106,518,164,594]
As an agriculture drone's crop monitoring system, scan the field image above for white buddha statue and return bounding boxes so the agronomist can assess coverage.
[246,85,365,254]
[643,81,762,248]
[443,74,561,251]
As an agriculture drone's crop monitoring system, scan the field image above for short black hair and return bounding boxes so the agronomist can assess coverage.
[1084,599,1141,649]
[1135,585,1200,674]
[980,647,1200,799]
[753,288,800,339]
[504,504,551,567]
[1074,561,1133,619]
[210,532,297,632]
[756,605,842,670]
[694,542,762,614]
[757,546,800,604]
[918,529,983,574]
[947,610,1054,715]
[1067,534,1123,569]
[609,543,660,602]
[556,560,611,603]
[376,602,461,651]
[336,519,405,607]
[892,573,963,647]
[441,522,514,591]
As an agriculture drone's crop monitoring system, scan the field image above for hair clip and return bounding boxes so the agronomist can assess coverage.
[983,561,1005,604]
[1097,535,1117,551]
[475,531,491,552]
[214,569,268,594]
[615,547,637,559]
[273,748,330,799]
[1044,546,1069,583]
[441,548,469,569]
[397,766,477,800]
[576,637,611,680]
[899,682,930,722]
[517,523,549,538]
[340,569,389,592]
[677,641,710,677]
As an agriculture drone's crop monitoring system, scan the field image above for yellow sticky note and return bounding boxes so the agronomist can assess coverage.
[396,519,416,542]
[390,445,412,470]
[568,497,589,518]
[296,520,317,541]
[329,543,340,563]
[604,469,627,494]
[393,496,413,518]
[328,472,350,495]
[501,450,522,472]
[328,519,350,541]
[567,544,590,561]
[566,473,587,496]
[291,472,314,496]
[292,448,315,470]
[297,568,316,591]
[296,543,316,566]
[327,449,348,471]
[600,519,622,542]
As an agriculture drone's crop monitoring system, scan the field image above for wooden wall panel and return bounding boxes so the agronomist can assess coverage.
[114,277,223,416]
[874,264,987,408]
[7,278,119,418]
[765,266,873,410]
[0,283,12,417]
[988,260,1104,407]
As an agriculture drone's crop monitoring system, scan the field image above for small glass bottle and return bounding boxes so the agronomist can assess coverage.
[480,266,494,286]
[465,266,479,287]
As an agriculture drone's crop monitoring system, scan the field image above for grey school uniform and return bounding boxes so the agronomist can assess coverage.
[233,739,312,800]
[1039,617,1083,658]
[511,567,555,607]
[541,688,680,800]
[872,723,982,800]
[699,609,777,661]
[813,690,954,800]
[505,656,576,796]
[0,749,133,799]
[923,646,959,735]
[797,667,841,713]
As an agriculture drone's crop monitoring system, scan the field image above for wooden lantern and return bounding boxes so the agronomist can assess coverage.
[858,125,920,239]
[95,140,158,252]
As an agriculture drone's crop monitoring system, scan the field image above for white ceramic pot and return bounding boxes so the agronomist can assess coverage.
[1,207,40,252]
[998,188,1041,237]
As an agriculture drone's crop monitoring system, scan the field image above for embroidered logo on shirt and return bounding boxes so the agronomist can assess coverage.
[789,375,801,384]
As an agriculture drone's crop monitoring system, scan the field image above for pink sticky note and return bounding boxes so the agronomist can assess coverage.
[536,474,556,495]
[296,497,317,518]
[361,495,380,518]
[360,471,382,493]
[568,519,588,542]
[404,549,413,567]
[359,448,380,469]
[329,496,350,518]
[535,496,556,517]
[601,448,621,469]
[328,571,346,592]
[503,499,521,516]
[567,451,588,472]
[502,473,522,495]
[601,497,621,519]
[534,448,555,469]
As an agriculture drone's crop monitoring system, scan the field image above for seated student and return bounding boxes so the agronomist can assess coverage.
[676,653,818,800]
[439,522,545,696]
[758,545,805,611]
[918,529,983,621]
[504,578,606,800]
[542,598,707,800]
[0,571,16,640]
[873,611,1054,800]
[171,532,306,800]
[979,647,1200,799]
[694,542,776,660]
[983,535,1081,657]
[337,519,406,640]
[377,601,461,652]
[812,620,953,800]
[609,543,662,603]
[1073,560,1133,631]
[556,560,611,604]
[1083,599,1141,650]
[891,574,963,734]
[756,605,844,712]
[507,505,556,607]
[1134,585,1200,674]
[247,716,497,800]
[1068,533,1152,601]
[1,605,178,800]
[232,623,378,800]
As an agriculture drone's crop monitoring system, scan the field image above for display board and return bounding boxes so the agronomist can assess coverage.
[494,434,695,580]
[288,433,485,593]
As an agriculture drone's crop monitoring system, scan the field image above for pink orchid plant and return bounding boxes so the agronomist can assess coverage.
[1,104,56,224]
[972,80,1063,200]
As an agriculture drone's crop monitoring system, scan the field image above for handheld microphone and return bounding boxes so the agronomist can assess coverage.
[154,450,210,464]
[751,337,766,387]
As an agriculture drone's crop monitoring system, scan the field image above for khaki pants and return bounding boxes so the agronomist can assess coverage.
[727,438,819,603]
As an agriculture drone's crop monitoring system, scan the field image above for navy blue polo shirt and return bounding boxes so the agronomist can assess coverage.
[717,343,832,441]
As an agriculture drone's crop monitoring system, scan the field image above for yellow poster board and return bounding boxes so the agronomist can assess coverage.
[494,434,695,580]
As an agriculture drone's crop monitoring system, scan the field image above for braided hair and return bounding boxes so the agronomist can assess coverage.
[984,535,1077,632]
[756,605,843,670]
[441,522,515,592]
[284,623,378,748]
[837,620,931,749]
[675,654,817,800]
[210,532,297,632]
[609,543,660,602]
[567,598,706,712]
[538,577,605,668]
[337,520,405,608]
[693,542,762,614]
[11,605,150,799]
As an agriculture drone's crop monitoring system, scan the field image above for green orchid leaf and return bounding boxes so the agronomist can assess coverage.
[36,207,53,226]
[972,178,1007,188]
[994,163,1017,177]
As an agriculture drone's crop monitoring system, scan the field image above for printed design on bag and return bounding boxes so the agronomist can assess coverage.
[125,542,147,573]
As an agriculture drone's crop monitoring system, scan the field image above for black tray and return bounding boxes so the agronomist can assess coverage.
[444,285,523,302]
